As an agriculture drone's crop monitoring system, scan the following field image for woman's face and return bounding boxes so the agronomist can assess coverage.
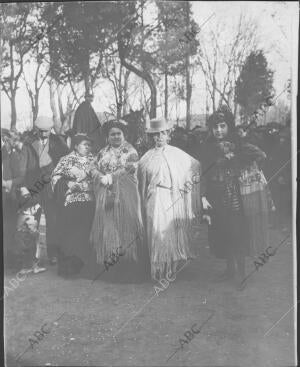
[108,128,124,147]
[75,140,92,156]
[152,130,169,147]
[212,122,229,140]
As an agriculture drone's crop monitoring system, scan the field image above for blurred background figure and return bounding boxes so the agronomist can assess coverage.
[263,123,291,230]
[14,206,46,275]
[72,92,104,152]
[2,129,19,270]
[169,126,189,152]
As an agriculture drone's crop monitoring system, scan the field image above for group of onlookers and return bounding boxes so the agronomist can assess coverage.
[2,106,292,290]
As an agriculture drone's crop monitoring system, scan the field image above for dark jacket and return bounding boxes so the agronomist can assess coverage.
[18,134,69,189]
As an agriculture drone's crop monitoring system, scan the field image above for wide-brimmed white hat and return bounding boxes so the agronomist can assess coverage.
[34,116,54,130]
[146,117,171,134]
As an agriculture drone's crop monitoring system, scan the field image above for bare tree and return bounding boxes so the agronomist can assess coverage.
[48,78,82,134]
[22,41,50,122]
[0,4,33,128]
[197,14,258,116]
[102,52,131,119]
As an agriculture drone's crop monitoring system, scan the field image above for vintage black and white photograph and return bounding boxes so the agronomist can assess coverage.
[1,1,298,366]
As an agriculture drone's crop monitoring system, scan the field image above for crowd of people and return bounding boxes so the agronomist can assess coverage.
[2,103,292,290]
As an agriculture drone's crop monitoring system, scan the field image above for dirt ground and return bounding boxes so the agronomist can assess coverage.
[4,221,295,367]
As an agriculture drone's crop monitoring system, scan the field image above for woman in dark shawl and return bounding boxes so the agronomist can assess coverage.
[201,109,267,290]
[72,93,104,152]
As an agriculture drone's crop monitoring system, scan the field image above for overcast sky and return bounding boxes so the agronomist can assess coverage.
[1,1,298,130]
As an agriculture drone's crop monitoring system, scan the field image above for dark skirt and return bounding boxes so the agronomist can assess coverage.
[207,184,250,259]
[208,207,250,259]
[92,234,152,284]
[57,201,95,277]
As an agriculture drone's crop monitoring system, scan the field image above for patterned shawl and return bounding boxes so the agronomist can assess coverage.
[51,151,95,206]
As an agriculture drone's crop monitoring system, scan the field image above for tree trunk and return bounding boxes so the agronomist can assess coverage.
[123,69,130,115]
[233,100,238,121]
[120,58,156,118]
[32,89,40,122]
[10,90,17,129]
[164,71,168,119]
[57,84,65,123]
[118,38,156,118]
[84,74,91,95]
[117,66,123,120]
[185,2,191,130]
[49,79,61,133]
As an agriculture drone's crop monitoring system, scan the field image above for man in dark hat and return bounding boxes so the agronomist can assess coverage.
[72,91,104,152]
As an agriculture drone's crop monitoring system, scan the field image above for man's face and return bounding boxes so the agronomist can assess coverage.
[38,129,51,139]
[152,130,169,147]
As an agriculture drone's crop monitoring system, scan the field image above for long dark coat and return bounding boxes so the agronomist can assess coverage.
[72,101,104,151]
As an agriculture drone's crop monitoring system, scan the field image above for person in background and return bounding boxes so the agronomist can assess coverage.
[187,127,208,159]
[236,124,249,141]
[7,131,46,273]
[138,118,206,281]
[236,123,263,148]
[51,133,95,277]
[72,91,104,152]
[14,205,46,275]
[2,129,19,270]
[264,124,291,230]
[170,126,189,153]
[23,116,69,265]
[2,130,46,273]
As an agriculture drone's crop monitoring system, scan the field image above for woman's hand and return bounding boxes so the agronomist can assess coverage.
[76,171,87,182]
[67,181,77,190]
[100,174,113,187]
[69,167,87,182]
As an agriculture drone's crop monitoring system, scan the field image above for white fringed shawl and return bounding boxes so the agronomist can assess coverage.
[138,145,202,279]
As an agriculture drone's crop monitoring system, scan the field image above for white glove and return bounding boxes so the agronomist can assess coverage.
[100,174,113,186]
[69,167,87,182]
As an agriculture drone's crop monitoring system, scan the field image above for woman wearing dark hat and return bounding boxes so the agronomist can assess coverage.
[51,133,95,277]
[138,118,203,281]
[89,120,145,281]
[202,108,267,290]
